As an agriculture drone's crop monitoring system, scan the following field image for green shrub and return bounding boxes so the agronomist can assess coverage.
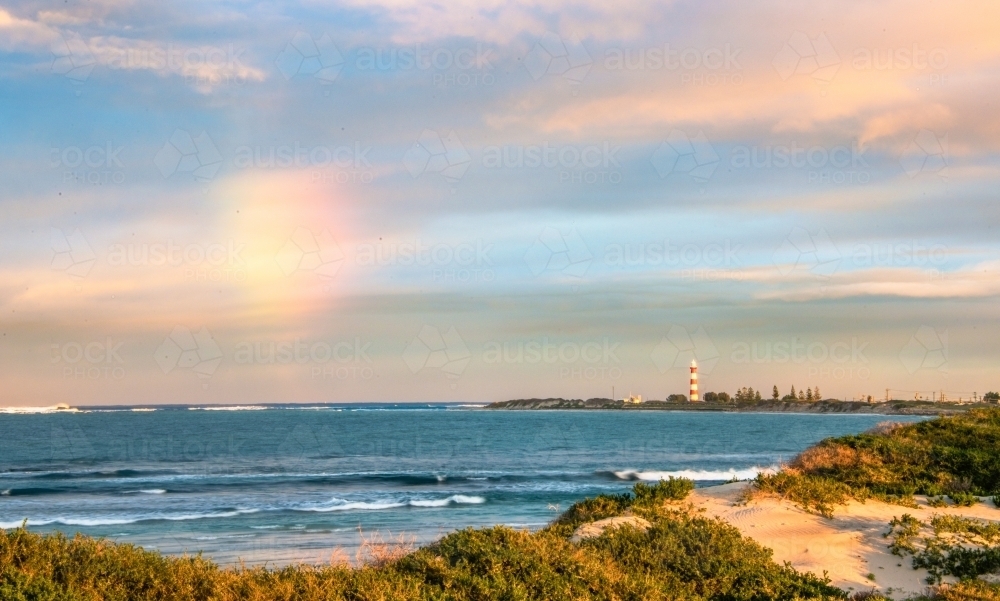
[548,478,694,537]
[883,514,1000,584]
[750,408,1000,515]
[632,476,695,507]
[948,491,979,507]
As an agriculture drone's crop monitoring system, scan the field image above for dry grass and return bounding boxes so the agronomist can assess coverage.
[355,529,416,568]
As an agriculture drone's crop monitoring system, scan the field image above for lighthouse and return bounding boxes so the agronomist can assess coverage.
[689,359,699,402]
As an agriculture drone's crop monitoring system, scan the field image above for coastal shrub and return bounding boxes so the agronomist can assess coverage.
[909,580,1000,600]
[948,492,979,507]
[549,478,694,537]
[885,514,922,556]
[632,476,695,507]
[752,408,1000,515]
[883,514,1000,584]
[749,471,852,518]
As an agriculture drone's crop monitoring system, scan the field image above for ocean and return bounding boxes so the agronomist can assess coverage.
[0,404,925,565]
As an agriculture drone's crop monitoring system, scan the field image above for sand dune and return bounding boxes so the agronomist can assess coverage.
[691,482,1000,599]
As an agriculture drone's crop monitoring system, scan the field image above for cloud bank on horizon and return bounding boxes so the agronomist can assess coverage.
[1,0,998,405]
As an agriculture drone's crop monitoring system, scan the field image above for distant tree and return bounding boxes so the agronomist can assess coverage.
[790,385,796,399]
[772,385,779,400]
[806,388,813,402]
[667,393,688,402]
[747,387,755,400]
[814,386,821,401]
[985,391,1000,403]
[703,392,718,403]
[798,390,805,401]
[754,389,762,402]
[717,392,731,403]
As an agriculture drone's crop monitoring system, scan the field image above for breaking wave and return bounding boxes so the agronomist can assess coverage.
[609,467,777,481]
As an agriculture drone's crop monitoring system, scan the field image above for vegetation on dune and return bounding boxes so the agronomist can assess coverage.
[885,514,1000,584]
[750,408,1000,517]
[0,477,846,600]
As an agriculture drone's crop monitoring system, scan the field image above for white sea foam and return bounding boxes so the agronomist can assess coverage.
[0,509,260,529]
[409,495,485,507]
[188,405,269,411]
[302,500,407,513]
[0,404,77,414]
[140,489,166,494]
[612,466,777,481]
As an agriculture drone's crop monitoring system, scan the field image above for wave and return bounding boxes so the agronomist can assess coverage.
[188,406,269,411]
[121,489,166,495]
[298,495,486,513]
[409,495,485,507]
[0,404,77,414]
[299,500,406,512]
[609,466,777,481]
[0,509,260,530]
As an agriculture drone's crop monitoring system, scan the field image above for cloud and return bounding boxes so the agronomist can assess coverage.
[0,7,59,50]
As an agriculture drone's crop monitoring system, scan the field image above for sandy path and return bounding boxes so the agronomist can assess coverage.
[690,482,1000,599]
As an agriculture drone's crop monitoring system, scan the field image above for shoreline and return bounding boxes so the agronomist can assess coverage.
[486,398,984,415]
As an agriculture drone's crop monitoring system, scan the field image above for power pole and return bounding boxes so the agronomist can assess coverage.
[885,388,889,402]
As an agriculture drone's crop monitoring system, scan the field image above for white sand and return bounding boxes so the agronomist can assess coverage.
[690,482,1000,599]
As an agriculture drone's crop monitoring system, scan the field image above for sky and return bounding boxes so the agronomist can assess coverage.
[1,0,998,406]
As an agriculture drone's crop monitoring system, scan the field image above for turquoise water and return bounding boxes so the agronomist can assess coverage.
[0,405,923,564]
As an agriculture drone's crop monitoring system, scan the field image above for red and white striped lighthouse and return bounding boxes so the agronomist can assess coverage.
[689,359,699,401]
